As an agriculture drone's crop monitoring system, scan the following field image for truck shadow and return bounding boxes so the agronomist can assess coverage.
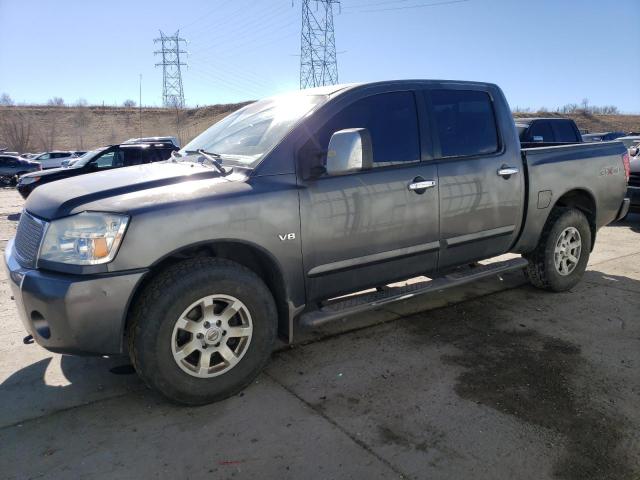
[610,212,640,233]
[1,269,638,479]
[0,353,141,429]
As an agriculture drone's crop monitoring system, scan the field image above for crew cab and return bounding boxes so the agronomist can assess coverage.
[515,117,583,148]
[17,141,177,198]
[4,80,630,405]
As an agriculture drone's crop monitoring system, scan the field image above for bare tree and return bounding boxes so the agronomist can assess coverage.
[0,111,33,152]
[123,99,136,108]
[35,120,57,151]
[47,97,65,106]
[72,102,91,149]
[0,93,14,106]
[581,98,589,111]
[75,98,88,107]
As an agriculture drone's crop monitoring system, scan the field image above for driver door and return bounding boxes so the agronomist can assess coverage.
[298,90,440,302]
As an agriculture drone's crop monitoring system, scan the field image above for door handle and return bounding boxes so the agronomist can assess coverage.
[497,166,519,178]
[408,178,436,194]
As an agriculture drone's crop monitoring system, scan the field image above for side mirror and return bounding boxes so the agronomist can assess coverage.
[630,147,638,157]
[326,128,373,176]
[532,135,544,143]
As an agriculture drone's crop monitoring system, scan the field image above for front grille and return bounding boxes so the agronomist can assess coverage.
[14,211,47,268]
[629,174,640,188]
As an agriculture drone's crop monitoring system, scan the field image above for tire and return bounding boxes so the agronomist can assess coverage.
[128,257,277,405]
[524,207,591,292]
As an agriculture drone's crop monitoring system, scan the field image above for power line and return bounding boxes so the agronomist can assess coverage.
[154,30,188,108]
[300,0,340,89]
[344,0,468,14]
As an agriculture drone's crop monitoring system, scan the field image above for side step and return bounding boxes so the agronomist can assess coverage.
[299,257,528,328]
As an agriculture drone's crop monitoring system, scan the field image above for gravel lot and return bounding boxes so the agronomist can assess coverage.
[0,187,639,480]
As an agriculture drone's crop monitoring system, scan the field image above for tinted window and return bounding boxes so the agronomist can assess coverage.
[122,148,142,166]
[431,90,499,157]
[316,91,420,164]
[140,148,173,164]
[551,121,579,143]
[528,121,555,142]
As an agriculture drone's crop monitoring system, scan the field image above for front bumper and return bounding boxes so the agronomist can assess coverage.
[627,185,640,213]
[16,182,35,199]
[3,239,146,355]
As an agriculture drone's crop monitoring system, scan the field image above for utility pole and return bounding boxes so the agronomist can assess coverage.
[299,0,340,89]
[139,74,142,137]
[154,31,187,108]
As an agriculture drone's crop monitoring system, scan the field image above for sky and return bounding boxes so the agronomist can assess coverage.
[0,0,638,112]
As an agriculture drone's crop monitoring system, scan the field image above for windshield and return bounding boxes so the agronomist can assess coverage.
[180,93,326,166]
[70,147,109,167]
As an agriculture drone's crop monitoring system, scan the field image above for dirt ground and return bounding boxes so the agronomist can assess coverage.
[0,187,638,480]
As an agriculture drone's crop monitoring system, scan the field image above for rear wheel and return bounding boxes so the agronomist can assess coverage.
[524,208,591,292]
[128,258,277,405]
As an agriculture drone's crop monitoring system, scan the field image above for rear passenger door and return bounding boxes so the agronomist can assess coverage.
[427,88,524,269]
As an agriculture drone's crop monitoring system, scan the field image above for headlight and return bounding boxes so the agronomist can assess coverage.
[19,176,40,185]
[39,212,129,265]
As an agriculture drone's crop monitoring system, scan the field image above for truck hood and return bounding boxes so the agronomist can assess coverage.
[25,162,248,220]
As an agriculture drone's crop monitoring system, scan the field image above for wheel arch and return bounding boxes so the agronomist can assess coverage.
[552,188,597,250]
[124,239,291,346]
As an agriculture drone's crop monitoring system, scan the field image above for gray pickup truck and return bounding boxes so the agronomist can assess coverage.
[4,80,631,405]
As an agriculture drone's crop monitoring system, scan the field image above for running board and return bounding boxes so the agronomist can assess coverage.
[299,257,528,328]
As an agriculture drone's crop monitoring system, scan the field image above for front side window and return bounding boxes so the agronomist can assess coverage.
[431,89,499,158]
[91,150,124,169]
[315,91,421,165]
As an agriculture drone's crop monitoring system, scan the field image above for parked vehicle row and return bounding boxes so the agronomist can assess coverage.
[17,140,177,198]
[0,155,42,186]
[4,80,630,405]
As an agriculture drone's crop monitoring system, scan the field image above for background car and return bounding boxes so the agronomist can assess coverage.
[17,140,177,198]
[29,151,75,169]
[123,136,181,148]
[0,155,42,186]
[616,136,640,148]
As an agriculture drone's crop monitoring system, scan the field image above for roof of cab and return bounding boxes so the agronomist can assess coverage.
[299,79,500,98]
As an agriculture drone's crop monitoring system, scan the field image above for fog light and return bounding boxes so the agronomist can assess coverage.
[31,311,51,339]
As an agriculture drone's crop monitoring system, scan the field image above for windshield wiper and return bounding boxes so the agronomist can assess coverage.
[180,149,228,175]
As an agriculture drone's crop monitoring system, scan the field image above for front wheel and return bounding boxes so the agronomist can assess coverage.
[524,208,592,292]
[128,258,277,405]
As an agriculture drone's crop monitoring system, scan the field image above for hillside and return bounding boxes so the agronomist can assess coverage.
[512,111,640,135]
[0,103,251,153]
[1,104,639,154]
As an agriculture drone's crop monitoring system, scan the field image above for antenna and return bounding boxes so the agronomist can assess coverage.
[300,0,339,89]
[154,30,188,108]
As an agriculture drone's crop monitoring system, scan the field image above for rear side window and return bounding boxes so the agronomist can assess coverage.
[146,148,174,163]
[315,91,420,165]
[551,121,579,143]
[431,90,499,158]
[528,121,554,142]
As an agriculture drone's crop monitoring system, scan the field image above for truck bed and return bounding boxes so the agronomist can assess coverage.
[513,141,628,253]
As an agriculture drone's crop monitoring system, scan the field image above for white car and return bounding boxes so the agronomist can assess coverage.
[28,151,76,169]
